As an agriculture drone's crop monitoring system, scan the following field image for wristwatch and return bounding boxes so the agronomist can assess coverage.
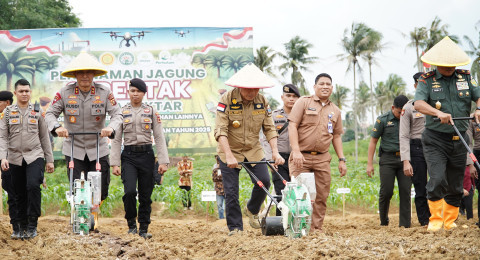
[339,157,347,163]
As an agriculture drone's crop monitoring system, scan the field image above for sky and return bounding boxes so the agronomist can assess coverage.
[69,0,479,123]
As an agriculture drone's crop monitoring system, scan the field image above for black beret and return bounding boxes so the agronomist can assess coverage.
[413,72,424,82]
[282,84,300,97]
[0,91,13,102]
[129,78,147,93]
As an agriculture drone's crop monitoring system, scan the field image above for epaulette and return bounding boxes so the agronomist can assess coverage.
[456,69,470,75]
[421,71,435,79]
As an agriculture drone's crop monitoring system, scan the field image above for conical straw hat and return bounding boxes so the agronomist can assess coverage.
[61,52,108,78]
[421,36,471,67]
[224,63,275,89]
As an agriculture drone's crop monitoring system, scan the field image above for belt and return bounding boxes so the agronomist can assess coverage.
[301,151,322,155]
[124,144,152,152]
[383,151,400,156]
[427,129,464,141]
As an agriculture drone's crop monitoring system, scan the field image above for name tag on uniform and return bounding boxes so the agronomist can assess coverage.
[327,121,333,134]
[456,82,468,90]
[252,110,265,115]
[432,88,443,92]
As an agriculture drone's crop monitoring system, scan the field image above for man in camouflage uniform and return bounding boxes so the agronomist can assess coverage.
[414,36,480,231]
[367,95,411,227]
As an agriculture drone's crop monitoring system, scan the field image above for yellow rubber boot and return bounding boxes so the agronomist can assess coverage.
[443,201,459,230]
[427,199,444,231]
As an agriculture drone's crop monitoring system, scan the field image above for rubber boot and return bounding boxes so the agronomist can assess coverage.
[427,199,444,232]
[127,218,137,234]
[138,223,152,239]
[443,200,459,230]
[11,223,21,240]
[25,217,38,239]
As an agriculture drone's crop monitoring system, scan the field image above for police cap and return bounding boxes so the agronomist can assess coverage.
[282,84,300,97]
[129,78,147,93]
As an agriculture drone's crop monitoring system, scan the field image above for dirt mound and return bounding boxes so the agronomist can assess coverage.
[0,212,478,259]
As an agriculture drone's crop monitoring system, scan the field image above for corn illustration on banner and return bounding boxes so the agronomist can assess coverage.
[0,27,254,157]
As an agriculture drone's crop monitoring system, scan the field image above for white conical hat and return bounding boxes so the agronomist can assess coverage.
[421,36,471,67]
[224,63,275,89]
[61,52,108,78]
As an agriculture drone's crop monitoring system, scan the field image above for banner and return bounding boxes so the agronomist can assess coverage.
[0,27,254,157]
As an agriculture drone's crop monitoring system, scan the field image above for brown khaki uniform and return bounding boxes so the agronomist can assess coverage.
[45,83,122,160]
[288,95,343,231]
[0,104,54,165]
[399,100,425,161]
[110,103,169,166]
[214,88,278,163]
[177,160,193,187]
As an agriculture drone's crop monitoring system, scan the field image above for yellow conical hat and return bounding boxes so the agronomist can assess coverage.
[421,36,471,67]
[224,63,275,89]
[61,52,108,78]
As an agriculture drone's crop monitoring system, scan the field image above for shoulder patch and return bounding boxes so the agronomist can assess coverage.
[217,102,226,112]
[108,93,117,106]
[456,69,470,75]
[52,92,61,105]
[401,109,405,116]
[0,112,3,120]
[422,71,435,79]
[376,119,380,123]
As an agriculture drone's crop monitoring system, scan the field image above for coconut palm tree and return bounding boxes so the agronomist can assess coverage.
[404,27,428,71]
[192,55,208,69]
[224,55,249,73]
[463,31,480,84]
[30,57,48,88]
[361,28,386,125]
[375,74,407,114]
[254,46,277,77]
[338,22,371,162]
[424,16,458,51]
[330,84,350,110]
[354,81,371,138]
[0,46,35,91]
[278,36,318,96]
[206,55,227,78]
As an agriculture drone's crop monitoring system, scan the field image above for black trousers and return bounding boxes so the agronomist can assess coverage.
[422,129,467,207]
[220,158,270,231]
[65,155,110,201]
[1,168,18,225]
[378,153,412,227]
[474,149,480,220]
[460,186,474,219]
[272,153,290,216]
[409,139,430,225]
[10,158,44,224]
[179,186,192,207]
[121,147,155,224]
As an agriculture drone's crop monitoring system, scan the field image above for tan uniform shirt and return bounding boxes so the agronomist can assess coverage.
[261,107,290,160]
[399,100,425,161]
[214,88,278,164]
[0,103,54,165]
[288,96,343,155]
[110,103,169,166]
[178,160,193,186]
[45,83,122,160]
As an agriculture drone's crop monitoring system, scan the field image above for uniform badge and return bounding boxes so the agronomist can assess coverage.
[143,118,152,123]
[476,127,480,132]
[74,87,79,95]
[276,125,282,130]
[460,92,464,97]
[466,91,470,96]
[124,119,130,123]
[95,96,101,100]
[401,109,405,116]
[229,104,243,110]
[232,120,241,128]
[52,93,61,105]
[108,93,117,106]
[0,113,4,120]
[276,115,284,118]
[144,124,150,130]
[376,119,380,123]
[144,108,150,113]
[11,119,18,123]
[31,111,36,116]
[41,112,46,118]
[155,112,162,123]
[232,99,237,104]
[415,113,422,117]
[308,107,316,111]
[68,95,77,99]
[472,79,478,87]
[68,100,77,104]
[90,86,96,95]
[284,86,289,92]
[96,116,101,121]
[217,103,226,112]
[123,110,130,114]
[11,111,18,115]
[387,121,394,127]
[372,128,377,132]
[29,119,37,124]
[254,103,265,110]
[456,82,468,90]
[435,101,441,110]
[69,116,76,123]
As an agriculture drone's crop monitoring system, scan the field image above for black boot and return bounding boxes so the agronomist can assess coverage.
[11,223,21,240]
[127,218,137,234]
[19,221,28,240]
[138,223,152,239]
[25,217,38,239]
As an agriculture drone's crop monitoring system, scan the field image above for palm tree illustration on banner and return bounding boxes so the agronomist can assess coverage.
[224,55,249,73]
[206,55,227,78]
[0,46,35,91]
[30,57,49,88]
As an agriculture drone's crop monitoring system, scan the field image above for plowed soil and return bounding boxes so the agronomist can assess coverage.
[0,208,478,259]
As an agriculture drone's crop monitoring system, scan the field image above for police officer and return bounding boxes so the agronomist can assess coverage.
[289,73,347,232]
[111,78,169,239]
[261,84,300,216]
[215,64,284,236]
[466,118,480,225]
[367,95,411,227]
[0,79,54,239]
[399,72,430,226]
[45,52,122,227]
[414,36,480,231]
[0,90,20,239]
